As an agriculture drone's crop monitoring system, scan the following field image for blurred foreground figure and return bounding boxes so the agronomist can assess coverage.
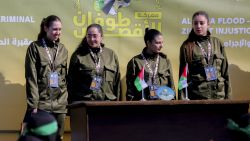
[18,109,58,141]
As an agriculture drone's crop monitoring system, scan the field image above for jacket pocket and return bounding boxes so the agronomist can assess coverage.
[191,55,205,66]
[104,65,116,81]
[58,61,67,88]
[37,77,48,96]
[214,53,224,68]
[38,61,50,78]
[190,55,206,81]
[217,77,225,92]
[59,61,67,76]
[197,82,209,93]
[79,64,93,76]
[158,69,170,85]
[191,73,206,82]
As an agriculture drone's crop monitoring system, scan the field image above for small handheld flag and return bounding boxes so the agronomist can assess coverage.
[178,64,188,90]
[134,67,148,92]
[178,63,189,100]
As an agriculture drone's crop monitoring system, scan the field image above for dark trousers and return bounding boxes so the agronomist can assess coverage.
[51,113,66,141]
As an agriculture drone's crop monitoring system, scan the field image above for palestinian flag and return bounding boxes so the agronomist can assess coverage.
[178,64,188,90]
[134,67,148,92]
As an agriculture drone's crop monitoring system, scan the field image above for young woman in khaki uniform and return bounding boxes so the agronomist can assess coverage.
[23,15,68,141]
[68,24,121,102]
[126,28,175,101]
[179,11,231,100]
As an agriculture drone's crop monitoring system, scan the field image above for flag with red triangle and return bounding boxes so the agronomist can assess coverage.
[178,64,188,90]
[134,67,148,92]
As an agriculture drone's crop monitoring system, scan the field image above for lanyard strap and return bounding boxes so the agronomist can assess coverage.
[141,53,159,84]
[197,41,212,65]
[88,47,103,74]
[42,39,58,70]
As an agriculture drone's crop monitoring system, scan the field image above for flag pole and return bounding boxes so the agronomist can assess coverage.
[185,63,189,100]
[141,88,146,101]
[141,65,146,101]
[185,87,189,100]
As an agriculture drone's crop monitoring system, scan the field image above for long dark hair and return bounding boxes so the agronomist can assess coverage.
[144,28,162,46]
[37,15,61,40]
[185,11,210,63]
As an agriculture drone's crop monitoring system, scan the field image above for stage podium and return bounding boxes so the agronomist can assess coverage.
[68,100,250,141]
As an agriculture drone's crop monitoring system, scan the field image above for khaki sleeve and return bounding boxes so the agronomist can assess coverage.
[25,43,39,109]
[67,51,79,103]
[220,42,232,99]
[113,53,121,101]
[126,58,139,101]
[166,58,176,94]
[178,43,188,100]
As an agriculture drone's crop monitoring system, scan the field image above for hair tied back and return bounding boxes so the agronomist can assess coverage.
[145,28,150,33]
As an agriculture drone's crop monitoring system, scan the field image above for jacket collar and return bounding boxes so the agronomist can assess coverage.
[142,47,158,60]
[43,37,60,47]
[188,30,211,42]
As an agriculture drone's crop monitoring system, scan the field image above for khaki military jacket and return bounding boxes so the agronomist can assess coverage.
[126,48,175,101]
[67,43,121,102]
[179,31,231,100]
[25,38,68,113]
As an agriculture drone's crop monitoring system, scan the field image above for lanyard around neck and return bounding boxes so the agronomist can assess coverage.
[197,41,212,64]
[42,39,59,70]
[88,47,103,74]
[141,53,159,84]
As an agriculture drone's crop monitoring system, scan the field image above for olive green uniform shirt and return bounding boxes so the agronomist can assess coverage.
[179,31,231,100]
[126,48,175,100]
[25,38,68,113]
[67,44,121,102]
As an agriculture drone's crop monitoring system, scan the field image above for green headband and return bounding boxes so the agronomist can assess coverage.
[30,121,58,136]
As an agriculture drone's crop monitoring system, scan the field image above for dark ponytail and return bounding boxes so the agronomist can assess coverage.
[144,28,162,46]
[37,15,61,40]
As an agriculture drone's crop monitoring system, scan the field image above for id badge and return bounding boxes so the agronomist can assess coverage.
[90,76,103,91]
[149,85,159,99]
[49,72,59,88]
[205,66,217,81]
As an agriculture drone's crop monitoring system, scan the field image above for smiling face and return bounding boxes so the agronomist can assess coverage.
[45,20,62,42]
[147,34,164,54]
[86,27,103,48]
[192,15,210,36]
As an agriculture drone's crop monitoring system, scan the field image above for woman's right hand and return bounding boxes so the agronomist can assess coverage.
[32,108,38,113]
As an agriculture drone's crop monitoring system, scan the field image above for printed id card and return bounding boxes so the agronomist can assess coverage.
[90,76,103,91]
[149,85,159,99]
[205,66,217,81]
[49,72,59,88]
